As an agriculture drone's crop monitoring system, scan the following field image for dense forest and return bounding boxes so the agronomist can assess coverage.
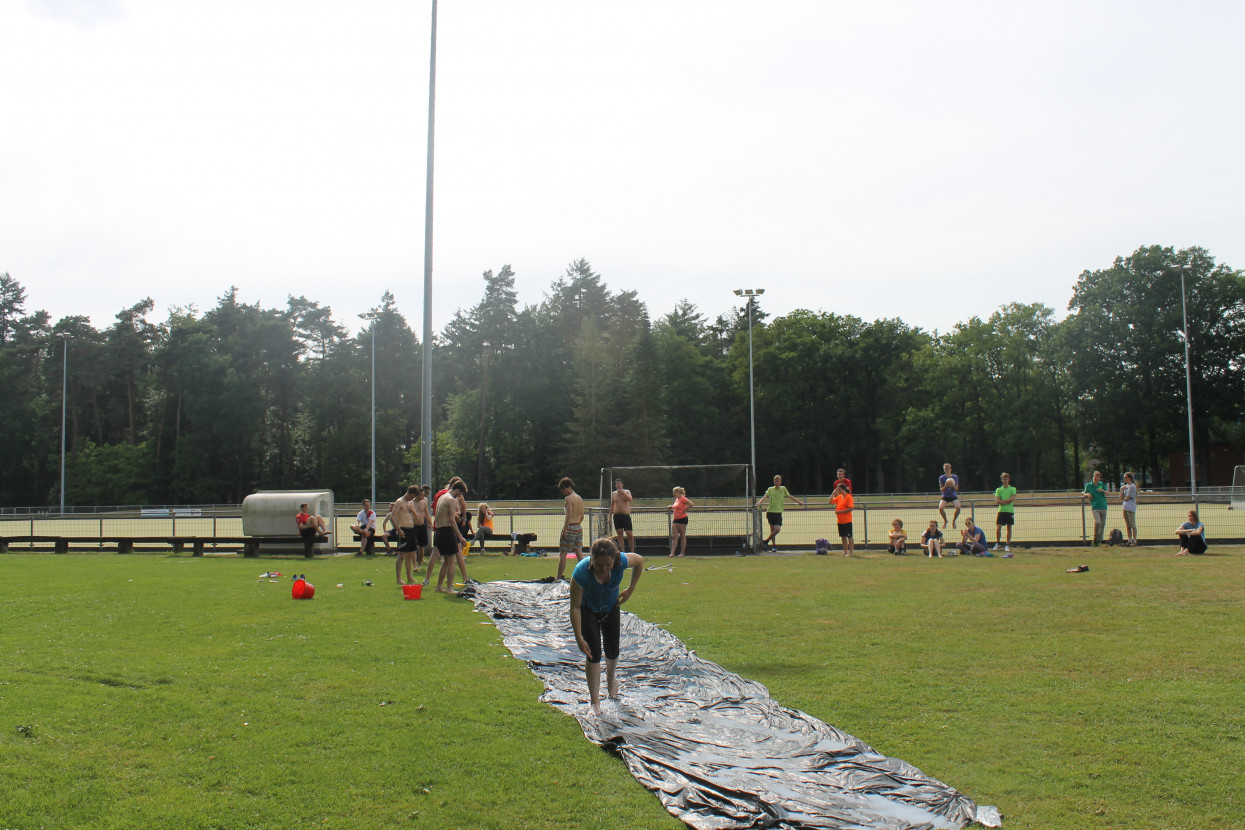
[2,244,1242,507]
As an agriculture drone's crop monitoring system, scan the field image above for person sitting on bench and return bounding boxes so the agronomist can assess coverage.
[296,504,331,555]
[350,499,377,555]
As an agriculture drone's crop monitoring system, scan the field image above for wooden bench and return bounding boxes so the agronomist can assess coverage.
[0,534,334,558]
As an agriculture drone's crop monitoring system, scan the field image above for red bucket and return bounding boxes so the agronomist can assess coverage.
[402,583,422,600]
[292,578,316,600]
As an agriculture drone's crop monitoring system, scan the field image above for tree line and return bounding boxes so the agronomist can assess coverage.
[1,244,1242,508]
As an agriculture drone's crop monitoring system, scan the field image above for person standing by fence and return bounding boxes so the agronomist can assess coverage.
[1082,470,1109,546]
[1120,472,1139,546]
[994,473,1016,552]
[668,486,694,558]
[830,483,854,557]
[756,475,804,553]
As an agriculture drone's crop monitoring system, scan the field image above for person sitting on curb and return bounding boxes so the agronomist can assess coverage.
[920,520,944,558]
[888,518,907,555]
[957,517,989,556]
[1175,510,1207,555]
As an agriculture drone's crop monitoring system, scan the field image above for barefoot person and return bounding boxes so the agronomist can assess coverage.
[569,537,644,715]
[756,474,805,552]
[1175,510,1207,555]
[610,479,635,553]
[433,482,469,593]
[668,486,694,558]
[938,463,961,529]
[392,486,423,585]
[920,520,944,557]
[558,477,584,580]
[295,503,330,556]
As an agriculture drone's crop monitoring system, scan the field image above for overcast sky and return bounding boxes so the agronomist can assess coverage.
[3,0,1242,339]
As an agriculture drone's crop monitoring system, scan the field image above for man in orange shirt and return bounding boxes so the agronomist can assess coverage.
[830,484,854,557]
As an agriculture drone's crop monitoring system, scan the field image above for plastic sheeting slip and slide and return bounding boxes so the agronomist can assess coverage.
[463,579,1001,830]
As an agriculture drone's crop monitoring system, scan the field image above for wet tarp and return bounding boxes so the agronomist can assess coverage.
[464,578,1001,830]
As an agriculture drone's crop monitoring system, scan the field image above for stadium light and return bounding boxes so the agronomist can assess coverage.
[1176,264,1196,503]
[733,288,765,546]
[56,332,70,514]
[420,0,438,491]
[359,312,381,506]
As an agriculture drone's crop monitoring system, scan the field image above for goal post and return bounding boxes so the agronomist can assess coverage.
[596,464,760,554]
[1232,465,1245,511]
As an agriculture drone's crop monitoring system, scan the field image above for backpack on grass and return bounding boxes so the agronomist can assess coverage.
[1107,528,1125,547]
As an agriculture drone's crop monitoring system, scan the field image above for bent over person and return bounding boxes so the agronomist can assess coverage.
[569,538,644,715]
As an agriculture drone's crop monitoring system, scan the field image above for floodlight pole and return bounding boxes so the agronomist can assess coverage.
[57,333,70,514]
[420,0,437,490]
[1178,265,1197,504]
[733,288,764,547]
[359,312,381,506]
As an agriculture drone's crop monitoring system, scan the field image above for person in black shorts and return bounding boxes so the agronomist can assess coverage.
[610,479,635,553]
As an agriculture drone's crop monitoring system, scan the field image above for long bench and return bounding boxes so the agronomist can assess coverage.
[0,535,334,558]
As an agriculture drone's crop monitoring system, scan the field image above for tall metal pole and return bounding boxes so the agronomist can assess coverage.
[57,333,69,514]
[1180,268,1197,504]
[359,312,380,505]
[420,0,438,489]
[747,298,756,498]
[369,319,376,506]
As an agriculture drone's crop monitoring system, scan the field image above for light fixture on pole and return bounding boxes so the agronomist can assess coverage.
[1175,263,1196,503]
[56,332,70,514]
[359,312,381,507]
[733,288,764,548]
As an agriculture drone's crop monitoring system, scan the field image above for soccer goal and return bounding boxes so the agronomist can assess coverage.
[1232,465,1245,511]
[597,464,759,554]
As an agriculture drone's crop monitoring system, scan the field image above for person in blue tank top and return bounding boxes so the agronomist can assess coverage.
[570,537,645,714]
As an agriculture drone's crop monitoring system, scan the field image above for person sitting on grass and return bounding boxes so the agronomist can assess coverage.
[1175,510,1207,556]
[570,537,644,715]
[957,517,989,556]
[888,518,907,555]
[920,520,944,558]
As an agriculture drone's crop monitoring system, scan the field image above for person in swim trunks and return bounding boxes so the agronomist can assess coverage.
[610,479,634,553]
[558,476,584,580]
[434,482,468,593]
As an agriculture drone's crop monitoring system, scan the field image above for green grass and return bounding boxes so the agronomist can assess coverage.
[1,547,1242,829]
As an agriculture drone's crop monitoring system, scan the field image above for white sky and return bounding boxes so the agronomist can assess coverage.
[3,0,1243,338]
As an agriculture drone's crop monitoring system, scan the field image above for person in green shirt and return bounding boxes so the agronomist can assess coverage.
[1081,470,1109,546]
[756,474,805,552]
[993,472,1017,552]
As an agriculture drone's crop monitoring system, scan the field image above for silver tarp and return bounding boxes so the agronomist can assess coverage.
[464,579,1001,830]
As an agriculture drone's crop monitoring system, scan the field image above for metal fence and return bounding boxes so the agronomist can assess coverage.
[1,491,1239,552]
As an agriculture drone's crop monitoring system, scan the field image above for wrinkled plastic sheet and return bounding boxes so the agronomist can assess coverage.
[464,579,1001,830]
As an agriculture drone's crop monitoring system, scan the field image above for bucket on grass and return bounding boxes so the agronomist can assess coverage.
[402,583,422,600]
[292,578,315,599]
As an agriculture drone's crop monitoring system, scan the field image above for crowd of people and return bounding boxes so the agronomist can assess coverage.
[303,463,1205,589]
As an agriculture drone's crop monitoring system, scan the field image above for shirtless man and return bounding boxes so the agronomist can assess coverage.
[558,477,584,580]
[424,479,468,586]
[610,479,634,553]
[391,486,421,586]
[433,482,468,594]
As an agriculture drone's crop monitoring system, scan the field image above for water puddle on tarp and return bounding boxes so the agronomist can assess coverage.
[464,579,1001,830]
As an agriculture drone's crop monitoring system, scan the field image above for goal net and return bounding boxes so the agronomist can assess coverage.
[1232,465,1245,511]
[596,465,758,553]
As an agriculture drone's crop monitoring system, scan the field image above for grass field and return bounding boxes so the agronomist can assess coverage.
[1,546,1242,829]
